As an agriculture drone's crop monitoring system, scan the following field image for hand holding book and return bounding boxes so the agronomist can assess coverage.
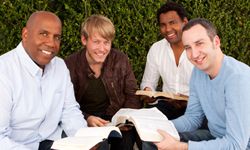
[139,87,158,103]
[136,90,188,101]
[108,108,180,142]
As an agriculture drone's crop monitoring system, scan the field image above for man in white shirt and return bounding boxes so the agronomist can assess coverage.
[141,2,193,119]
[0,11,87,150]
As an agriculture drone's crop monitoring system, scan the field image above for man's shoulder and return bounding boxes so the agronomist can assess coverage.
[64,49,83,62]
[151,39,169,48]
[104,49,131,70]
[50,56,71,73]
[0,48,19,73]
[53,56,65,64]
[223,56,250,78]
[0,48,16,62]
[64,49,85,70]
[148,39,171,55]
[108,48,128,60]
[110,48,126,55]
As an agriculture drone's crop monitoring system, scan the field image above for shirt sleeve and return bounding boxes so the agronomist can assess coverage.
[0,75,31,150]
[140,45,160,91]
[60,67,87,136]
[188,74,250,150]
[172,70,204,132]
[123,54,142,109]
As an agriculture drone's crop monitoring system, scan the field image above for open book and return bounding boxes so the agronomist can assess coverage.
[136,90,188,101]
[51,126,121,150]
[108,107,180,142]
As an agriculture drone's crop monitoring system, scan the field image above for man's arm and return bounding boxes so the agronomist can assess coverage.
[186,74,250,149]
[172,70,205,132]
[60,67,87,136]
[0,76,30,150]
[122,54,142,108]
[174,73,250,149]
[140,46,161,91]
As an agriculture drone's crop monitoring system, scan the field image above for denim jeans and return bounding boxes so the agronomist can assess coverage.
[110,127,139,150]
[179,129,215,142]
[38,140,53,150]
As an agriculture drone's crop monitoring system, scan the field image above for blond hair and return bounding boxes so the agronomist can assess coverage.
[81,14,115,41]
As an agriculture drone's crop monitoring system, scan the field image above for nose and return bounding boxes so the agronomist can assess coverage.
[45,36,58,48]
[160,24,171,34]
[191,47,200,59]
[98,43,106,52]
[164,24,171,33]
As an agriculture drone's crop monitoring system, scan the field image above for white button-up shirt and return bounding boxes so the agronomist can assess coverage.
[0,42,87,150]
[141,39,193,96]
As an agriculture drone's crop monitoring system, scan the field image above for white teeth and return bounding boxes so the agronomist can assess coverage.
[167,33,175,38]
[41,50,52,55]
[96,53,104,56]
[168,33,175,36]
[195,58,203,64]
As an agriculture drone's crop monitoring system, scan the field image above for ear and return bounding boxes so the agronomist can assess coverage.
[81,35,87,46]
[22,27,28,41]
[183,17,188,25]
[213,35,221,48]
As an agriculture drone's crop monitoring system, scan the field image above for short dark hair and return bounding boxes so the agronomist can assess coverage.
[157,1,187,24]
[182,18,217,41]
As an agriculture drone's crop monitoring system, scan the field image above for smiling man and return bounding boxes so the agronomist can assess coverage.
[64,14,142,150]
[140,1,193,120]
[0,11,87,150]
[22,11,62,69]
[155,18,250,150]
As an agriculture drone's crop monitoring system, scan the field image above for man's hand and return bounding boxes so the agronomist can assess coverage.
[87,115,110,127]
[141,87,157,103]
[155,129,188,150]
[140,95,157,103]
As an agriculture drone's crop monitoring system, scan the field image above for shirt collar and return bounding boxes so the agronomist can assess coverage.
[16,42,54,77]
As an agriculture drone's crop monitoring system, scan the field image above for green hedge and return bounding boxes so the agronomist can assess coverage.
[0,0,249,83]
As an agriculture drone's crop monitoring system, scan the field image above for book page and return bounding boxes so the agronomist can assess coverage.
[131,117,179,142]
[75,126,121,137]
[51,126,121,150]
[51,136,103,150]
[154,91,175,99]
[110,109,133,126]
[135,90,155,97]
[111,108,180,142]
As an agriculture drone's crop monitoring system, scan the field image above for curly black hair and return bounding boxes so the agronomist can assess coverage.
[157,1,187,24]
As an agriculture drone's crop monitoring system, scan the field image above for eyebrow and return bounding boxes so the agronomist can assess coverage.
[183,38,204,47]
[194,39,204,43]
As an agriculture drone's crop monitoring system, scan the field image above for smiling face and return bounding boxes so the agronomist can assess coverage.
[82,33,112,65]
[159,11,187,45]
[22,12,62,69]
[80,15,115,66]
[182,24,221,76]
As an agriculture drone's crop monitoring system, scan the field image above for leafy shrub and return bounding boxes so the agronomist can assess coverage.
[0,0,249,83]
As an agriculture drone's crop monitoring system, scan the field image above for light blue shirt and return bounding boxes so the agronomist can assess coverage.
[173,55,250,149]
[0,42,87,149]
